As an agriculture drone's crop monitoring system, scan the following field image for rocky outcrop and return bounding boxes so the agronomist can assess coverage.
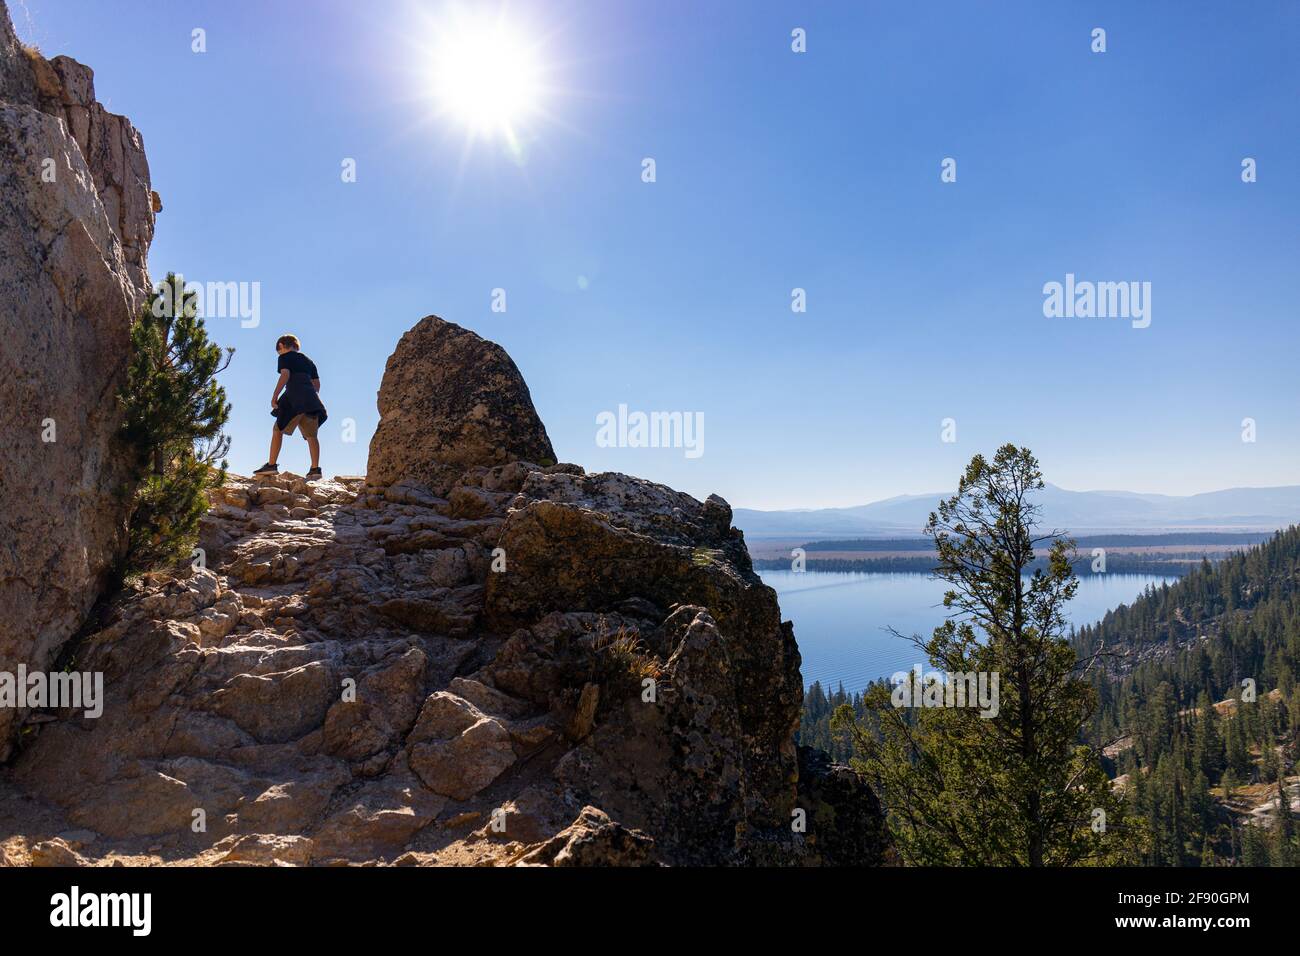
[515,806,655,866]
[483,470,805,852]
[0,309,889,866]
[366,316,556,495]
[0,0,156,758]
[792,746,893,866]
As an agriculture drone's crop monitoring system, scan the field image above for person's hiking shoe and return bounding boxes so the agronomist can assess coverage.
[306,467,323,482]
[253,462,279,476]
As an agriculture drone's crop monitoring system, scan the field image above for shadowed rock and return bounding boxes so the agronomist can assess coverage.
[0,0,156,758]
[485,470,805,844]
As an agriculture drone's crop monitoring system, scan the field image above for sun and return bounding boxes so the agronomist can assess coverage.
[428,12,543,137]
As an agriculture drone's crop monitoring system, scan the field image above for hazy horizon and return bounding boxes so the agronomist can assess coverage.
[742,480,1300,515]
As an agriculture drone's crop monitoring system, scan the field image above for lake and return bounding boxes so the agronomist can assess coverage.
[757,570,1174,693]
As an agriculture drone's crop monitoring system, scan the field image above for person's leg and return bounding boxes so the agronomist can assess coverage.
[301,416,321,471]
[268,423,284,464]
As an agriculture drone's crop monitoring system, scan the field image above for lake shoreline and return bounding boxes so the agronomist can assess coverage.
[760,569,1175,694]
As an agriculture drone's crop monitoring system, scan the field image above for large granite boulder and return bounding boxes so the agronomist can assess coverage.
[366,316,556,495]
[0,0,155,759]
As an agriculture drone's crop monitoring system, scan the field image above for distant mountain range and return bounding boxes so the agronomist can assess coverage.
[734,484,1300,539]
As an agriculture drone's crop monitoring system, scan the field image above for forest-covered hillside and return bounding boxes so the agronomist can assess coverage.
[800,526,1300,865]
[1076,526,1300,865]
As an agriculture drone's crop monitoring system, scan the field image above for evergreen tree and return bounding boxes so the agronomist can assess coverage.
[118,273,232,574]
[833,445,1135,865]
[1270,766,1294,866]
[1192,692,1224,782]
[1226,710,1251,781]
[1242,824,1270,866]
[1290,686,1300,754]
[1221,769,1238,802]
[1261,741,1281,785]
[1200,832,1216,867]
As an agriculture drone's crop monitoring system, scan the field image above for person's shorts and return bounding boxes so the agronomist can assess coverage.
[281,413,320,438]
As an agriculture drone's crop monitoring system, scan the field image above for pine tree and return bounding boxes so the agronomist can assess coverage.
[1193,691,1225,782]
[1151,754,1184,865]
[1261,741,1281,784]
[1242,824,1270,866]
[1226,708,1252,780]
[1272,766,1295,866]
[118,273,233,575]
[1221,768,1238,803]
[833,445,1136,865]
[1290,686,1300,754]
[1200,833,1216,867]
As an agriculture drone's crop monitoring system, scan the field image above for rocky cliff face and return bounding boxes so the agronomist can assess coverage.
[0,1,156,758]
[0,314,888,866]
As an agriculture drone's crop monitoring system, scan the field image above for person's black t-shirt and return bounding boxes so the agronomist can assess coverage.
[273,349,327,429]
[277,350,319,380]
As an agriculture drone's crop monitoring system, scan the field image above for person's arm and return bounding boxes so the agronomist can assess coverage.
[312,378,321,393]
[272,369,289,408]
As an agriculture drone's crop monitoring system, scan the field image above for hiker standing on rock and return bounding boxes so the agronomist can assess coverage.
[254,334,328,480]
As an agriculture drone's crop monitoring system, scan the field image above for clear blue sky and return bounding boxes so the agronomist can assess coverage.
[14,0,1299,509]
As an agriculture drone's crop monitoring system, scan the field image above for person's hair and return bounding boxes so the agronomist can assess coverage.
[276,334,301,351]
